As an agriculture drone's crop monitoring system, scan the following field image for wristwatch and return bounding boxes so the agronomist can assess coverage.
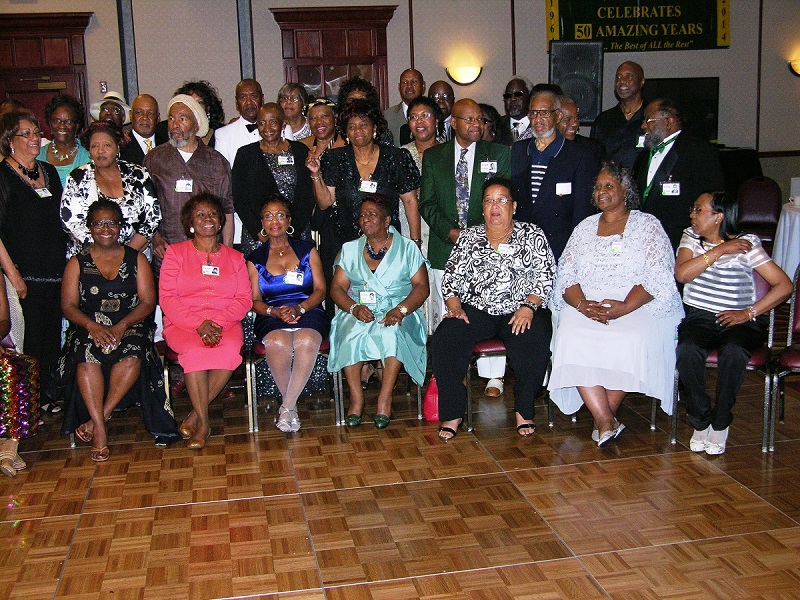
[397,304,408,315]
[521,300,539,312]
[298,305,306,315]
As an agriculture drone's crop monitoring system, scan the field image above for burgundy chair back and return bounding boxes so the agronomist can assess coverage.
[737,176,783,243]
[791,266,800,338]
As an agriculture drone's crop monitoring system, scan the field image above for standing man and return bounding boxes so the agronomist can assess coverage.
[557,96,603,165]
[385,68,425,146]
[428,81,455,142]
[144,95,235,270]
[120,94,166,166]
[501,77,532,145]
[591,61,647,169]
[633,98,724,250]
[419,98,510,395]
[90,91,130,128]
[512,91,596,260]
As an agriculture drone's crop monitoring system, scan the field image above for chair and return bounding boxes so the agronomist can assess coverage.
[334,366,423,426]
[737,176,783,254]
[154,340,178,404]
[671,270,776,452]
[465,339,507,432]
[770,264,800,451]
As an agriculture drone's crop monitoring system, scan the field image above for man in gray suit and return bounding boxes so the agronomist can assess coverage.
[384,68,425,146]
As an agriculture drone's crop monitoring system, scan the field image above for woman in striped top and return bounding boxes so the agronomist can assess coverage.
[675,191,791,455]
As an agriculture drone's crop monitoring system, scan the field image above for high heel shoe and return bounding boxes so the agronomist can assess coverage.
[374,414,391,429]
[187,431,209,449]
[346,413,363,427]
[179,422,195,440]
[276,406,301,433]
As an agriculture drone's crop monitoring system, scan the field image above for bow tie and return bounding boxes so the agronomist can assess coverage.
[651,140,669,154]
[246,122,258,133]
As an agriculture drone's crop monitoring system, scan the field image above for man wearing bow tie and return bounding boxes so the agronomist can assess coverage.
[500,77,532,145]
[633,98,724,250]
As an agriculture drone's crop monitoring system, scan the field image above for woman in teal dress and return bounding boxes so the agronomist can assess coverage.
[37,95,90,188]
[328,194,429,429]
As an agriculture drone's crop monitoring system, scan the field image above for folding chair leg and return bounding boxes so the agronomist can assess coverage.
[650,396,658,431]
[417,382,422,420]
[671,369,679,444]
[466,363,474,432]
[244,355,257,433]
[547,395,554,428]
[761,370,771,453]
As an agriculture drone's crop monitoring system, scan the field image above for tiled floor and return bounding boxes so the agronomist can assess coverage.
[2,368,799,599]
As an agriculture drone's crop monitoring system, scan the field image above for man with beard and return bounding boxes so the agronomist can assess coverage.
[144,94,234,270]
[633,98,724,250]
[512,90,595,260]
[590,61,647,169]
[120,94,167,166]
[385,68,425,146]
[500,77,532,145]
[557,96,603,165]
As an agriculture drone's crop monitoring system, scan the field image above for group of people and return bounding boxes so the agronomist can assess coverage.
[0,60,789,465]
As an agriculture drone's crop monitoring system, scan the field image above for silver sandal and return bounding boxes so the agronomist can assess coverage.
[276,406,301,433]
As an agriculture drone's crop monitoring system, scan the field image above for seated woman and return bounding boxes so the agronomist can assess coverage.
[432,178,555,440]
[548,163,684,447]
[675,191,791,455]
[159,193,252,449]
[58,200,180,460]
[247,194,329,432]
[327,194,429,429]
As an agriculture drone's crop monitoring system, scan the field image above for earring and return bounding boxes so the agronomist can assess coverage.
[189,226,195,234]
[286,225,295,235]
[260,228,268,237]
[345,137,350,144]
[373,132,377,139]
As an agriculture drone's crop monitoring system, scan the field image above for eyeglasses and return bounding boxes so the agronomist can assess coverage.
[432,93,454,101]
[407,112,433,121]
[528,109,557,119]
[262,212,288,221]
[503,91,526,99]
[15,129,42,139]
[279,95,302,104]
[452,116,482,125]
[689,207,718,215]
[644,117,665,125]
[50,118,75,127]
[90,220,121,229]
[483,197,512,204]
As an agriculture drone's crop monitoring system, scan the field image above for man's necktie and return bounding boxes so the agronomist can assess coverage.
[144,139,152,153]
[246,123,258,133]
[455,148,469,229]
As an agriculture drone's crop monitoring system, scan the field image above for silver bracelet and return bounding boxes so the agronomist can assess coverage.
[348,303,358,315]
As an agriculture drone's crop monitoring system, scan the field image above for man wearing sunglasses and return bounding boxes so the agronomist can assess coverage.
[501,77,532,145]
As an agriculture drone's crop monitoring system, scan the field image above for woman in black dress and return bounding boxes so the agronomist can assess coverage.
[0,109,67,402]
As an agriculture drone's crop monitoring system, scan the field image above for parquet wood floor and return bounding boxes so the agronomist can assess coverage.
[2,368,799,599]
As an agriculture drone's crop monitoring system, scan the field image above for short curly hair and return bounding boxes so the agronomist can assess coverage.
[86,198,125,227]
[179,193,227,238]
[359,192,393,221]
[174,80,225,130]
[338,99,387,143]
[406,95,445,138]
[0,109,40,156]
[337,77,380,113]
[80,121,123,150]
[258,192,292,219]
[595,161,640,210]
[44,95,86,134]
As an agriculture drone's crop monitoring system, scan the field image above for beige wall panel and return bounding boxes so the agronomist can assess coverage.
[133,0,241,121]
[0,0,123,108]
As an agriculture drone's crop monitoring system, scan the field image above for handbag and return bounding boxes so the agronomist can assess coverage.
[422,375,439,422]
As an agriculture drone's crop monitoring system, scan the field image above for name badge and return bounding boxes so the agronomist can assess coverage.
[661,182,681,196]
[201,264,220,276]
[555,182,572,196]
[637,134,646,148]
[283,270,303,285]
[34,187,53,198]
[497,243,514,255]
[278,155,294,166]
[359,180,378,193]
[480,160,497,174]
[610,238,626,253]
[175,178,193,193]
[359,290,377,305]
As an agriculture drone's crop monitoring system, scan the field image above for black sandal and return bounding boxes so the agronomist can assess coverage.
[437,419,463,441]
[516,423,536,437]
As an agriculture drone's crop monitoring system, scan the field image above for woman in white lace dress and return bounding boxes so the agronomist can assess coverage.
[548,162,683,447]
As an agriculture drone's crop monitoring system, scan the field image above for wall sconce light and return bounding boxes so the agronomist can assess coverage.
[446,66,483,86]
[789,60,800,77]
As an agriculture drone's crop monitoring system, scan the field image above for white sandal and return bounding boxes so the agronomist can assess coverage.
[484,378,504,397]
[276,406,301,433]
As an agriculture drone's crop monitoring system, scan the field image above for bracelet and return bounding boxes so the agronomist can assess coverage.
[702,252,711,267]
[576,300,584,312]
[348,303,358,315]
[266,306,272,316]
[411,238,422,243]
[747,305,757,321]
[520,300,539,312]
[298,305,306,315]
[310,175,322,182]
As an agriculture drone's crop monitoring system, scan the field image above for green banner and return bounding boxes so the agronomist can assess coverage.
[546,0,730,52]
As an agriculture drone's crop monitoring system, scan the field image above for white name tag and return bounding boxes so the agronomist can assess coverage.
[637,134,646,148]
[35,187,52,198]
[175,178,193,193]
[278,155,295,166]
[201,264,220,276]
[283,270,303,285]
[661,182,681,196]
[480,160,497,173]
[555,182,572,196]
[359,179,378,193]
[497,243,514,255]
[610,238,626,253]
[359,291,377,305]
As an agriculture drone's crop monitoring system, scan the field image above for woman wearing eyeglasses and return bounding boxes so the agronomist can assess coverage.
[246,194,328,432]
[278,83,311,141]
[431,177,555,440]
[37,95,91,188]
[232,103,315,256]
[0,109,68,399]
[58,200,181,460]
[61,121,161,258]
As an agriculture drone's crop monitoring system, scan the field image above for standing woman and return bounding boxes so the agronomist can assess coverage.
[159,193,251,448]
[61,122,161,257]
[232,103,315,256]
[299,99,346,156]
[0,109,68,399]
[675,191,791,455]
[37,95,90,188]
[277,83,311,141]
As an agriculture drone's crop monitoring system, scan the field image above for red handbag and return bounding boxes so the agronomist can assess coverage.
[423,375,439,422]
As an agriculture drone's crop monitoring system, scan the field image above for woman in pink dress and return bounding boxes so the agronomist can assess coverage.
[159,193,252,448]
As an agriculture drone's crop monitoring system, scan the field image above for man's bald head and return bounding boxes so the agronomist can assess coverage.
[130,94,159,137]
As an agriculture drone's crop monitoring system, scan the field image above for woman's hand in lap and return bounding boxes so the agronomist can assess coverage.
[509,306,534,335]
[716,309,752,327]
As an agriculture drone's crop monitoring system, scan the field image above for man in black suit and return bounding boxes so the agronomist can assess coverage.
[633,98,724,250]
[512,91,596,260]
[557,96,603,165]
[499,77,532,146]
[120,94,167,166]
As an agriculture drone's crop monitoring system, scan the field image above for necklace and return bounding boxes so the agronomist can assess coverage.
[486,225,513,244]
[192,240,219,265]
[11,157,39,181]
[365,233,390,261]
[51,143,79,162]
[272,244,289,257]
[355,145,377,166]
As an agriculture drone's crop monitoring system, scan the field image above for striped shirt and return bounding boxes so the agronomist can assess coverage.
[527,132,564,203]
[679,229,771,313]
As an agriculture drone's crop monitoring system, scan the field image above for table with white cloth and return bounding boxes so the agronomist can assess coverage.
[772,202,800,280]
